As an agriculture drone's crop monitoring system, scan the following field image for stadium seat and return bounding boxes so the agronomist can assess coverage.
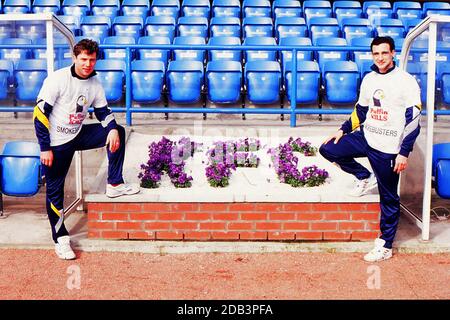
[242,17,274,38]
[316,37,348,71]
[91,0,120,20]
[375,18,405,39]
[279,37,313,71]
[94,59,126,103]
[0,38,32,67]
[323,60,360,104]
[0,60,13,99]
[173,36,205,62]
[393,1,422,23]
[137,36,171,67]
[55,15,80,37]
[272,0,302,20]
[308,17,340,45]
[145,16,176,42]
[0,141,42,197]
[166,60,204,104]
[182,0,211,19]
[212,0,241,18]
[351,37,374,77]
[33,38,72,61]
[14,21,46,42]
[0,21,14,41]
[438,63,450,104]
[210,17,241,38]
[303,1,332,22]
[243,36,277,62]
[363,1,392,17]
[245,61,281,104]
[284,60,320,104]
[131,60,165,103]
[14,59,47,102]
[341,18,372,42]
[333,1,362,25]
[423,2,450,17]
[404,18,422,35]
[121,0,150,21]
[61,0,91,19]
[56,58,73,70]
[32,0,61,14]
[432,143,450,198]
[275,17,307,40]
[80,16,111,44]
[208,36,241,62]
[103,36,135,61]
[206,60,242,103]
[3,0,31,14]
[151,0,180,21]
[407,62,427,103]
[243,0,272,18]
[177,17,209,38]
[112,16,143,42]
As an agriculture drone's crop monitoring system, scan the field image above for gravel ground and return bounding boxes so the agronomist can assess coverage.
[0,249,448,300]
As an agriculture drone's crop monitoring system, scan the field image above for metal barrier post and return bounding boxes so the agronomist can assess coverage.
[290,48,297,127]
[125,47,132,126]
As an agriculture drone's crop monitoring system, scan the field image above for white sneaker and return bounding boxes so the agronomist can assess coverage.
[363,238,393,262]
[106,183,140,198]
[55,236,76,260]
[348,173,378,197]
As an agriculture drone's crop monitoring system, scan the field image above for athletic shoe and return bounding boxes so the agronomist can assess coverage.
[55,236,76,260]
[106,183,140,198]
[363,238,393,262]
[348,173,378,197]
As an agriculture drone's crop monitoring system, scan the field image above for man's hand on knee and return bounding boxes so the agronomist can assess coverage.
[106,129,120,153]
[323,130,344,145]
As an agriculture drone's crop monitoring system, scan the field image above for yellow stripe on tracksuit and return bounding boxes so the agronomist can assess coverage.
[33,105,50,129]
[350,105,360,131]
[51,203,65,232]
[50,203,61,217]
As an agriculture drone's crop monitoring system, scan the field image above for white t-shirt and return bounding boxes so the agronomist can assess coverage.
[358,67,421,154]
[37,66,108,147]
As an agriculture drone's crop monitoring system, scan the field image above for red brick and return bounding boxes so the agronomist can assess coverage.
[199,203,228,212]
[128,231,155,240]
[283,222,310,230]
[312,203,339,212]
[158,213,184,220]
[102,213,129,221]
[311,222,338,231]
[117,222,143,230]
[144,222,171,230]
[268,232,295,240]
[211,232,240,240]
[269,213,296,220]
[239,232,267,240]
[171,222,198,230]
[228,222,253,230]
[172,203,199,212]
[228,203,255,212]
[351,231,380,241]
[254,203,281,212]
[130,213,158,220]
[184,231,211,240]
[283,203,312,212]
[87,221,115,230]
[212,213,239,220]
[366,222,380,231]
[199,222,227,230]
[141,203,171,212]
[323,212,350,220]
[185,212,211,220]
[241,213,267,220]
[115,203,142,212]
[256,222,282,230]
[88,203,114,211]
[87,230,101,239]
[297,213,322,220]
[295,232,323,240]
[88,212,100,221]
[102,231,128,239]
[366,203,381,212]
[323,232,352,240]
[351,212,380,221]
[339,222,365,231]
[339,203,368,212]
[156,231,183,240]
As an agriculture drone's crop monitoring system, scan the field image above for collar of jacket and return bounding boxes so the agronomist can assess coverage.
[70,64,97,80]
[370,61,396,75]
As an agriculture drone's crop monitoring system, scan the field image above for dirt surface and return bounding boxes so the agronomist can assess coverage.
[0,249,448,300]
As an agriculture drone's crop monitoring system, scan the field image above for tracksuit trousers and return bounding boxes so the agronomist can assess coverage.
[319,130,400,249]
[44,124,125,243]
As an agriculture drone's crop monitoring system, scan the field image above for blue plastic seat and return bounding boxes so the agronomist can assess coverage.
[145,16,176,42]
[33,38,72,61]
[284,60,320,104]
[112,16,143,42]
[242,17,274,38]
[121,0,150,21]
[61,0,91,18]
[245,61,281,104]
[308,17,340,45]
[94,59,126,103]
[182,0,211,19]
[432,143,450,198]
[333,1,362,25]
[243,37,277,62]
[131,60,165,103]
[173,36,205,62]
[273,0,302,20]
[423,2,450,17]
[210,17,241,38]
[14,59,47,102]
[206,61,242,103]
[103,36,135,61]
[243,0,272,18]
[275,17,307,40]
[212,0,241,18]
[0,141,42,197]
[167,60,204,104]
[3,0,31,14]
[393,1,422,23]
[316,37,348,71]
[303,1,332,22]
[55,15,80,37]
[341,18,372,42]
[208,36,241,62]
[91,0,120,20]
[151,0,180,20]
[80,16,111,44]
[363,1,392,18]
[351,37,374,78]
[0,22,14,41]
[0,38,33,67]
[407,62,427,103]
[375,18,405,39]
[438,63,450,104]
[137,36,171,67]
[0,60,13,99]
[177,17,209,38]
[32,0,60,14]
[404,18,422,35]
[279,37,313,71]
[14,21,46,42]
[323,61,360,104]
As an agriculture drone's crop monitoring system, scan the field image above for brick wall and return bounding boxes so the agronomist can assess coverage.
[87,202,381,242]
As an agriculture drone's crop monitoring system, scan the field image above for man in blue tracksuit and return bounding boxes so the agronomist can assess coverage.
[319,36,421,262]
[34,39,139,260]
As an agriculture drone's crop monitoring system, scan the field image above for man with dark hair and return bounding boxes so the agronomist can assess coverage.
[319,36,421,262]
[33,39,139,260]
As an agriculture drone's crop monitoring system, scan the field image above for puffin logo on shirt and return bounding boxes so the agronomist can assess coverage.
[370,89,388,121]
[69,95,87,124]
